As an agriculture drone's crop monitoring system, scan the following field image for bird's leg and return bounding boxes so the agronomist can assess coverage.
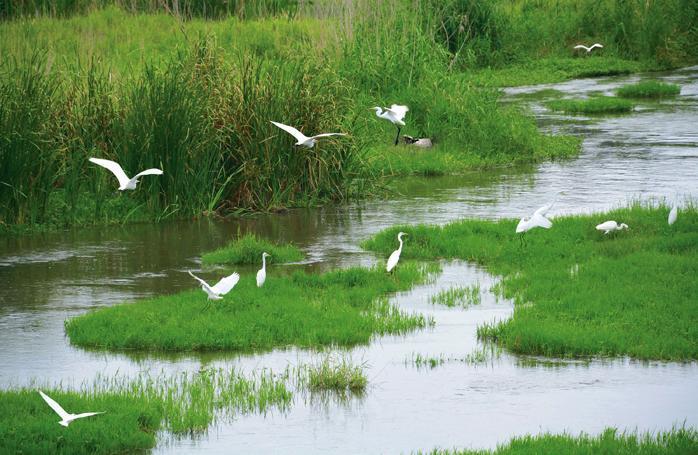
[394,126,401,146]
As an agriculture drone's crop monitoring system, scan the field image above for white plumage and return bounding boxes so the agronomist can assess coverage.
[668,205,678,225]
[270,121,346,148]
[595,220,629,235]
[88,157,163,191]
[386,232,407,273]
[574,43,603,53]
[256,252,270,287]
[516,213,553,234]
[372,104,409,145]
[188,270,240,300]
[39,390,104,427]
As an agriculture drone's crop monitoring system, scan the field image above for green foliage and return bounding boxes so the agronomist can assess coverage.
[363,205,698,360]
[304,357,368,393]
[547,96,635,114]
[202,233,303,265]
[430,284,481,307]
[65,263,437,352]
[617,80,681,98]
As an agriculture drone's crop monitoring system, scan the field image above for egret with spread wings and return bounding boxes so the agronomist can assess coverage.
[89,157,163,191]
[270,121,346,148]
[39,390,104,427]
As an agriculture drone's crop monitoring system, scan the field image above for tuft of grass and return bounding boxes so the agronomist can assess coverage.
[408,346,501,369]
[430,283,482,307]
[423,427,698,454]
[617,80,681,98]
[202,233,303,265]
[65,263,438,352]
[547,96,634,114]
[303,357,368,393]
[363,205,698,360]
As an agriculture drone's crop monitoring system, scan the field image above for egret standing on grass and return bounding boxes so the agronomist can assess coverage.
[668,204,678,225]
[256,252,270,287]
[516,213,552,246]
[38,390,104,427]
[372,104,409,145]
[88,158,163,191]
[574,43,603,53]
[596,221,629,235]
[270,121,346,148]
[188,270,240,305]
[386,232,407,273]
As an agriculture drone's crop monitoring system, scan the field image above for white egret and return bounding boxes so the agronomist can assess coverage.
[668,204,678,225]
[386,232,407,273]
[270,121,346,148]
[372,104,409,145]
[533,190,565,218]
[574,43,603,53]
[188,270,240,303]
[596,220,629,235]
[89,158,163,191]
[38,390,104,427]
[256,252,270,288]
[516,213,552,246]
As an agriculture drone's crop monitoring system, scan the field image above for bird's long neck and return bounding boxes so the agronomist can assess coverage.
[375,108,384,118]
[262,255,267,270]
[397,237,403,253]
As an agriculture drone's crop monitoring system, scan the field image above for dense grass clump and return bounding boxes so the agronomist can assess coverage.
[363,205,698,360]
[617,80,682,98]
[430,284,482,307]
[424,428,698,454]
[547,96,635,114]
[65,263,437,352]
[303,357,368,393]
[202,233,304,265]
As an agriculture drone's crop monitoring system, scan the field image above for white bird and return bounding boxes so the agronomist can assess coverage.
[188,270,240,301]
[516,213,553,234]
[372,104,409,145]
[256,252,270,287]
[38,390,104,427]
[270,121,346,148]
[574,43,603,53]
[533,190,565,218]
[386,232,407,273]
[596,220,629,235]
[89,157,163,191]
[668,205,678,225]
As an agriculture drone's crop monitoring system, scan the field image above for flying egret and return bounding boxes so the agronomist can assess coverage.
[256,252,270,288]
[596,221,629,235]
[372,104,409,145]
[574,43,603,53]
[668,204,678,225]
[89,158,163,191]
[188,270,240,305]
[516,213,553,246]
[38,390,104,427]
[270,121,346,148]
[386,232,407,273]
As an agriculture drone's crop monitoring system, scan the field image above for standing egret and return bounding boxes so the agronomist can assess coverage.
[88,157,163,191]
[668,204,678,225]
[38,390,104,427]
[574,43,603,53]
[270,121,346,148]
[386,232,407,273]
[516,213,552,246]
[596,221,629,235]
[372,104,409,145]
[188,270,240,307]
[256,252,270,288]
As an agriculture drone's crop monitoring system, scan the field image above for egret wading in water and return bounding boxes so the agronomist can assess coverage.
[38,390,104,427]
[574,43,603,53]
[372,104,409,145]
[188,270,240,308]
[88,157,163,191]
[270,121,346,148]
[386,232,407,273]
[256,252,270,288]
[596,221,629,235]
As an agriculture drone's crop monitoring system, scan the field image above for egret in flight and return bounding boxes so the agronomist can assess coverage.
[386,232,407,273]
[256,252,270,288]
[668,204,678,225]
[39,390,104,427]
[89,158,163,191]
[596,221,629,235]
[372,104,409,145]
[188,270,240,305]
[574,43,603,53]
[270,121,346,148]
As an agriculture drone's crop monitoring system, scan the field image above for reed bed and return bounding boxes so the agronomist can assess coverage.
[617,80,682,98]
[202,233,304,265]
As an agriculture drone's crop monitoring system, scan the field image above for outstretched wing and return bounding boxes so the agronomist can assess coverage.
[271,121,307,142]
[132,168,163,180]
[530,213,553,229]
[39,391,70,420]
[386,104,409,121]
[89,158,130,188]
[573,45,588,50]
[311,133,347,140]
[211,272,240,296]
[188,271,215,294]
[590,43,603,50]
[72,412,105,420]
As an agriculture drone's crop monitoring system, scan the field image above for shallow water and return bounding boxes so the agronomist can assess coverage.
[1,66,697,452]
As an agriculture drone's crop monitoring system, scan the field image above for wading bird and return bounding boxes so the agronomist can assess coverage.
[38,390,104,427]
[188,270,240,306]
[256,252,270,288]
[386,232,407,273]
[596,220,629,235]
[270,121,346,148]
[574,43,603,53]
[88,158,163,191]
[372,104,409,145]
[668,204,678,225]
[516,213,552,246]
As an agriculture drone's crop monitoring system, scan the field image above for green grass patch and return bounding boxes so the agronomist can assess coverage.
[430,284,482,307]
[617,80,682,98]
[65,263,437,352]
[303,357,368,393]
[363,205,698,360]
[547,96,635,114]
[202,233,304,265]
[424,427,698,454]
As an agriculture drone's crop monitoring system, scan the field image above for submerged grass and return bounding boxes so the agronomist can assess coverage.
[547,96,635,114]
[363,205,698,360]
[430,284,482,308]
[201,233,303,265]
[617,80,682,98]
[65,262,438,352]
[302,356,368,393]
